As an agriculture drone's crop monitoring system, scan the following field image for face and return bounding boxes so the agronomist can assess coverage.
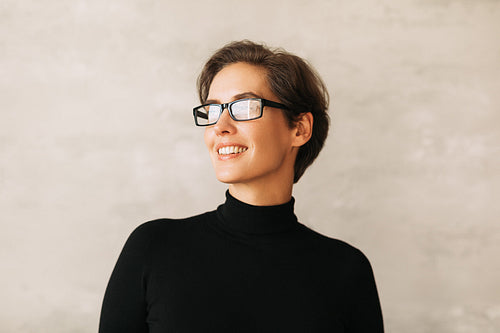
[203,62,299,188]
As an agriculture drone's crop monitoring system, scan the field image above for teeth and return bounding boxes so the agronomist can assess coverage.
[218,146,248,155]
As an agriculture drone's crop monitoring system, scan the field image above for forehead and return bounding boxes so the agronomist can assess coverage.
[207,62,272,102]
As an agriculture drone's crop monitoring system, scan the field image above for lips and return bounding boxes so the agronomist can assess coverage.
[218,146,248,155]
[215,143,248,156]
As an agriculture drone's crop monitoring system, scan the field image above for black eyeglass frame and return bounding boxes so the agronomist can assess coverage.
[193,98,288,126]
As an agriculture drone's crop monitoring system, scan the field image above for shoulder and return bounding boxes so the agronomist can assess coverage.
[130,211,214,235]
[133,212,210,232]
[111,212,216,271]
[299,225,374,271]
[124,211,215,247]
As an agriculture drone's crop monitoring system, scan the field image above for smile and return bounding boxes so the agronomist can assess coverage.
[218,146,248,155]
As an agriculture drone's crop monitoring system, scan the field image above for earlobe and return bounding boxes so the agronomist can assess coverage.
[292,112,313,147]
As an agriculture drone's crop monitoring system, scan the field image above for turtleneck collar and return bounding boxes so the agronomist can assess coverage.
[215,190,299,234]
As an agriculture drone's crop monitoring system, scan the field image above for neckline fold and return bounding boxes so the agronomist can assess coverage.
[216,190,298,234]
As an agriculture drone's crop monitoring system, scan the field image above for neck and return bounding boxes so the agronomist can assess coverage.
[216,190,298,234]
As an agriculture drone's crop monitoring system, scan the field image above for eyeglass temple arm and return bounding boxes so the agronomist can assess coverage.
[194,110,209,120]
[262,99,287,110]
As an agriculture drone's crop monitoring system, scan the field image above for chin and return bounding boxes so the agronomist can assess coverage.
[215,172,241,184]
[212,161,246,184]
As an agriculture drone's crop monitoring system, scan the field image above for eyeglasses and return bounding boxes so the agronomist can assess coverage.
[193,98,288,126]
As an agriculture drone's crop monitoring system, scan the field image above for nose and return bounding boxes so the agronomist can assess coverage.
[212,107,236,135]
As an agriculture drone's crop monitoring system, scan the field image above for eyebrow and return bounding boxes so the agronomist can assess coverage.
[205,92,262,105]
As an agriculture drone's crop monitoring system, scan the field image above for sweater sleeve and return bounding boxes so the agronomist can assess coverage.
[345,250,384,333]
[99,224,151,333]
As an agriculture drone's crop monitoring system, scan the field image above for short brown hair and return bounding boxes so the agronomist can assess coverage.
[197,40,330,183]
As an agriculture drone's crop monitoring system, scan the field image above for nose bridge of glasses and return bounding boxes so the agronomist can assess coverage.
[220,101,238,121]
[215,102,233,124]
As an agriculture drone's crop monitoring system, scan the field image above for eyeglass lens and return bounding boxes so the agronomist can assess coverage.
[195,99,262,125]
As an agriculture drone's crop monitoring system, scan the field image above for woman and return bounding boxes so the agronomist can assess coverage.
[99,40,384,332]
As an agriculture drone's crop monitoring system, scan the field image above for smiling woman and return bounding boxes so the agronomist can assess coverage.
[99,40,384,332]
[203,62,307,205]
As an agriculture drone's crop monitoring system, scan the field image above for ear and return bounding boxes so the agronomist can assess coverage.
[292,112,313,147]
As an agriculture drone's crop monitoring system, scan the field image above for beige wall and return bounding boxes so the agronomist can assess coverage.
[1,0,499,332]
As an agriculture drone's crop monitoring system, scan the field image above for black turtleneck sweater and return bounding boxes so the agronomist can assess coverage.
[99,192,384,332]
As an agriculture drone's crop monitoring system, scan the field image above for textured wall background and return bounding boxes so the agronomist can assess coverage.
[1,0,499,332]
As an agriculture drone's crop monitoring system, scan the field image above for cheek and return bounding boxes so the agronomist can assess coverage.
[203,129,212,149]
[251,126,290,157]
